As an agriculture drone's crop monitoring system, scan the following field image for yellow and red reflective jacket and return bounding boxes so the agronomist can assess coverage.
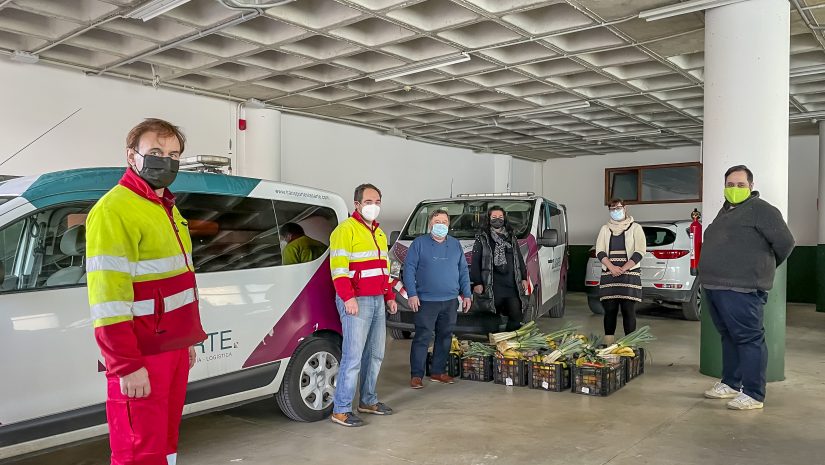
[86,169,206,377]
[329,210,395,302]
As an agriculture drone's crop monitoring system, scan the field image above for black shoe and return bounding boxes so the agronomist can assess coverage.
[357,402,394,415]
[330,412,364,427]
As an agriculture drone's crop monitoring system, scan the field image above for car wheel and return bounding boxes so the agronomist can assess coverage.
[548,285,566,318]
[681,286,701,321]
[387,311,412,340]
[275,337,340,422]
[588,295,605,315]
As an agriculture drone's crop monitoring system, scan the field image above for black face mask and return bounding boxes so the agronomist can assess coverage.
[135,153,179,189]
[490,218,505,229]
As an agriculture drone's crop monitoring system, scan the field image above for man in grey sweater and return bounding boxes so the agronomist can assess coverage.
[699,165,795,410]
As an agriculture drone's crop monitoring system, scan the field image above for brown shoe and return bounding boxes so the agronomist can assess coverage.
[430,374,455,384]
[410,377,424,389]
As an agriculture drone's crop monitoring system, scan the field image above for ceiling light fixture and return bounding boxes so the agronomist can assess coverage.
[638,0,747,21]
[125,0,191,22]
[789,64,825,78]
[500,101,591,118]
[370,53,471,82]
[585,130,662,141]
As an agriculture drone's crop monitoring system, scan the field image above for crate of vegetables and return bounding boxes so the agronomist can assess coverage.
[493,355,528,386]
[624,347,645,381]
[527,360,571,392]
[460,341,495,382]
[425,352,462,378]
[572,359,626,397]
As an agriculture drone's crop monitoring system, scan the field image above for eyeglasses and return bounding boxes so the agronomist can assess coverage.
[134,148,181,160]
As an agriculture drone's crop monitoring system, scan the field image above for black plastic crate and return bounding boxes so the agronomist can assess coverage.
[426,352,462,377]
[493,356,528,386]
[572,360,626,396]
[527,360,571,392]
[624,347,645,382]
[460,355,494,382]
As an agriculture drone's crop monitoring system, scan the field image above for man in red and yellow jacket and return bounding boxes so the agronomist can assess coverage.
[86,119,206,465]
[329,183,398,427]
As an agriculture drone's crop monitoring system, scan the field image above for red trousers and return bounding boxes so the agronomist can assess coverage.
[106,348,189,465]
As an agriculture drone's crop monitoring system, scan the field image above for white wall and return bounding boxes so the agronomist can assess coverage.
[511,158,543,194]
[0,60,234,175]
[280,114,495,233]
[543,140,820,247]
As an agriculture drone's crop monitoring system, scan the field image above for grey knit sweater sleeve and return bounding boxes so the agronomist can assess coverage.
[755,202,795,266]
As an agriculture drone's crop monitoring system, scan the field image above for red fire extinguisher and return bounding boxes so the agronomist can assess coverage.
[688,209,702,276]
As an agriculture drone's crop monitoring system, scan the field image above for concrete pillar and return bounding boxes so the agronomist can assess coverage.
[237,107,281,181]
[818,121,825,313]
[699,0,790,381]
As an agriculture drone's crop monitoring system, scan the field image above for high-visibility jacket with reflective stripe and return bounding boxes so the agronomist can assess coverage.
[329,211,395,302]
[86,169,206,377]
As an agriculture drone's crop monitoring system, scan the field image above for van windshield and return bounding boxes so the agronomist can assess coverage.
[0,196,12,207]
[401,199,535,240]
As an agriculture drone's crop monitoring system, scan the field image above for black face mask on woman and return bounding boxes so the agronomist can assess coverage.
[134,152,179,189]
[490,218,505,229]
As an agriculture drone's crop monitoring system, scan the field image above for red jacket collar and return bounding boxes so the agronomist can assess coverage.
[352,210,379,232]
[119,168,176,210]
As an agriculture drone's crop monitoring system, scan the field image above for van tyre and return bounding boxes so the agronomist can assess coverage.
[387,311,412,340]
[588,296,605,315]
[548,286,566,318]
[681,286,701,321]
[276,337,341,422]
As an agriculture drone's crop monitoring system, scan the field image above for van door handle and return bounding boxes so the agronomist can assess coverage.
[547,259,555,264]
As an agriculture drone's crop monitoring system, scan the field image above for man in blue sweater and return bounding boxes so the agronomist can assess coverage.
[404,209,473,389]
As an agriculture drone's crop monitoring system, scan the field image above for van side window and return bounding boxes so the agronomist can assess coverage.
[0,201,94,293]
[542,202,565,243]
[273,199,337,266]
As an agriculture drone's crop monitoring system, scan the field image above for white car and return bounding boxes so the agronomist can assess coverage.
[584,220,700,320]
[0,168,348,460]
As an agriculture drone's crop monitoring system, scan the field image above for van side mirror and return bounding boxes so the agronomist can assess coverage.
[390,231,400,245]
[539,229,559,248]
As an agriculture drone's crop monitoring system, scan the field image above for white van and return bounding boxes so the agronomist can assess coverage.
[0,168,348,460]
[386,193,569,337]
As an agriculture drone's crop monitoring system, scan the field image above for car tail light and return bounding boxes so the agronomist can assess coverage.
[653,283,684,289]
[589,249,597,258]
[586,280,599,286]
[651,249,689,260]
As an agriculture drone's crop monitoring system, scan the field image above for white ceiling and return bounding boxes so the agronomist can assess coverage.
[1,0,825,160]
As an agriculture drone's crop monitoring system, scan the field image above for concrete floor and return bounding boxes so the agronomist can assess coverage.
[11,292,825,465]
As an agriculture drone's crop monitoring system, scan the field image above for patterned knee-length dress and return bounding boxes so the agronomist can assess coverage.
[599,232,643,302]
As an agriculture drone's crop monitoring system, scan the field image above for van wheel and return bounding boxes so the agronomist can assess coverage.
[588,296,605,315]
[276,337,340,422]
[681,287,701,321]
[548,286,566,318]
[387,311,412,340]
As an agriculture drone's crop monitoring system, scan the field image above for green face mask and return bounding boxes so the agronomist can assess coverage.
[724,187,751,205]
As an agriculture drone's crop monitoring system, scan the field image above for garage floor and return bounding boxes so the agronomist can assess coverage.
[12,293,825,465]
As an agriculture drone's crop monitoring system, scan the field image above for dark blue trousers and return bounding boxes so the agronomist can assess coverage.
[705,289,769,402]
[410,300,458,378]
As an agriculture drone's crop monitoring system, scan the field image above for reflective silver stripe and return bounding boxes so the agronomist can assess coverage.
[331,267,351,277]
[330,249,349,258]
[360,269,385,278]
[349,250,379,260]
[132,288,197,317]
[91,301,133,320]
[134,254,188,276]
[87,256,131,274]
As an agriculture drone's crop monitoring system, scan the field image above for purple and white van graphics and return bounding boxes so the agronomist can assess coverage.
[385,194,569,337]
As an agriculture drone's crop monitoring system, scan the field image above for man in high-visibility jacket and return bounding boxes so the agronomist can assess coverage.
[329,183,398,427]
[86,119,206,465]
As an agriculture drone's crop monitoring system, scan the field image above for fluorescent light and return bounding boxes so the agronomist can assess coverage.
[638,0,746,21]
[585,130,662,141]
[125,0,191,21]
[370,53,470,82]
[790,64,825,78]
[500,101,590,118]
[10,50,39,64]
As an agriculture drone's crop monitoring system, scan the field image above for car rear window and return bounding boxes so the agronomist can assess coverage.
[643,227,676,247]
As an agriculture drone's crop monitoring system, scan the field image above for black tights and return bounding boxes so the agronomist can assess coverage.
[602,299,637,336]
[495,296,523,331]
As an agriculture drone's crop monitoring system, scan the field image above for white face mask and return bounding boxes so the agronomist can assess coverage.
[361,204,381,222]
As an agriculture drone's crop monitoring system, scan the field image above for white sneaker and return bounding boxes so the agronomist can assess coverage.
[726,393,764,410]
[704,382,740,399]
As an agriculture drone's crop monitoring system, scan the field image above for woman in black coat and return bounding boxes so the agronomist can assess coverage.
[469,206,529,331]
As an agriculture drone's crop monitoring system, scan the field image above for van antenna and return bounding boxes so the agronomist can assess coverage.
[0,108,83,168]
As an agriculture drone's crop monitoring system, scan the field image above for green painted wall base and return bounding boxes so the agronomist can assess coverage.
[817,244,825,313]
[699,265,787,382]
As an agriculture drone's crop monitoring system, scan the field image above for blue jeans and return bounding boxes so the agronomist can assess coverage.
[333,295,386,414]
[411,299,458,378]
[705,289,769,402]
